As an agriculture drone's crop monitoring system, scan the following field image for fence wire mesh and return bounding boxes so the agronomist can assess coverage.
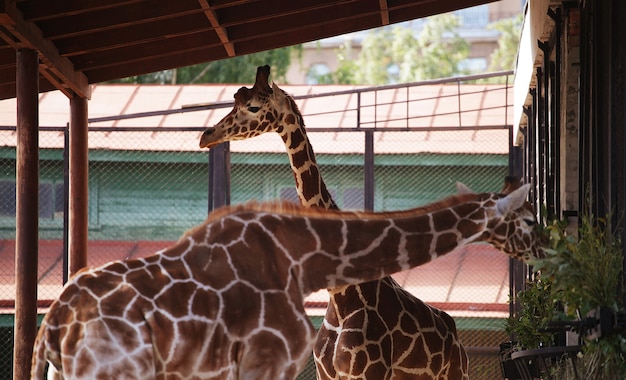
[0,130,508,379]
[0,73,515,379]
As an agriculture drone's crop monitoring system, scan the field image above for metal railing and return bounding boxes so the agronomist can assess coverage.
[86,70,513,131]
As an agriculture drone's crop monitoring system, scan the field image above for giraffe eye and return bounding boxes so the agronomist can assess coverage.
[523,219,537,226]
[247,106,260,113]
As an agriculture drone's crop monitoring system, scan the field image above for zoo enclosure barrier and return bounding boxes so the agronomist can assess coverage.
[0,71,517,379]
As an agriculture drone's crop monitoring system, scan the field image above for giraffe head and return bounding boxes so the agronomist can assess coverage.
[457,178,542,260]
[487,183,542,259]
[199,65,299,149]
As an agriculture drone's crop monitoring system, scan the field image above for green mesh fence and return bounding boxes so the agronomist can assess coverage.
[0,108,513,378]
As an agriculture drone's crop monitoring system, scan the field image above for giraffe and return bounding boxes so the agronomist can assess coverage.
[32,184,540,380]
[199,65,470,379]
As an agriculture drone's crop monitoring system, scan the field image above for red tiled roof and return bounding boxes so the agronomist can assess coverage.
[0,83,512,155]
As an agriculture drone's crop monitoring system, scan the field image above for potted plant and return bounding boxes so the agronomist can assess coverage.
[501,273,558,379]
[505,210,626,379]
[537,212,626,379]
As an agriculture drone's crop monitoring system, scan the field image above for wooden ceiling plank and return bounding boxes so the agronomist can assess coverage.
[226,4,379,41]
[85,45,230,83]
[37,0,202,40]
[0,0,89,98]
[234,15,381,55]
[73,32,223,71]
[208,0,260,9]
[387,0,493,24]
[56,14,212,57]
[217,0,359,26]
[38,64,73,98]
[0,48,15,68]
[198,0,235,57]
[378,0,390,25]
[18,0,148,22]
[0,70,57,99]
[0,81,14,99]
[0,64,16,81]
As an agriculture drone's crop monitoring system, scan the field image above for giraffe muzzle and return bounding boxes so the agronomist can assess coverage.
[199,128,218,148]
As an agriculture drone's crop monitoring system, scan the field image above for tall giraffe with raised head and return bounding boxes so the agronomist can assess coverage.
[32,184,540,379]
[199,66,470,379]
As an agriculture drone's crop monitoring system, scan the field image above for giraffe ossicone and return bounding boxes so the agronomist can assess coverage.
[32,183,540,379]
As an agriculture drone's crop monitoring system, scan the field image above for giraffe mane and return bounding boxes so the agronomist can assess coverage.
[284,91,305,126]
[187,192,487,240]
[271,82,305,127]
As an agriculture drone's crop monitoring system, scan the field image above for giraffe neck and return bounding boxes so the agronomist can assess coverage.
[190,193,497,297]
[278,98,336,209]
[294,195,491,293]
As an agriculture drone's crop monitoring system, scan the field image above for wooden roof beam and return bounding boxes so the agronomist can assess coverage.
[198,0,235,57]
[379,0,389,25]
[0,0,89,98]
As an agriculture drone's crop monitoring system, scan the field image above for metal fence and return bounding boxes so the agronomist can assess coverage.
[0,71,515,379]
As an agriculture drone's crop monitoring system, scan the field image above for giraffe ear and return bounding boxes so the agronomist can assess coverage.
[495,184,531,216]
[456,182,474,195]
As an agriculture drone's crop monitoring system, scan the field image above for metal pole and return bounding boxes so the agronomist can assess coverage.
[14,48,39,380]
[208,142,231,212]
[69,96,89,276]
[364,130,374,211]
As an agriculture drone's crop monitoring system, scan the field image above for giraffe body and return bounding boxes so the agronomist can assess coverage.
[200,66,469,379]
[33,187,539,379]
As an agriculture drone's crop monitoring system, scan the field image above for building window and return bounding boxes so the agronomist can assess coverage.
[0,180,15,216]
[279,186,340,206]
[343,188,364,210]
[387,64,400,84]
[454,4,489,28]
[0,180,64,220]
[279,187,299,203]
[306,63,332,85]
[458,58,488,74]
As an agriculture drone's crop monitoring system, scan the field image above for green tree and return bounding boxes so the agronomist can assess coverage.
[109,46,301,84]
[487,14,523,72]
[316,41,359,85]
[318,14,469,85]
[392,13,469,82]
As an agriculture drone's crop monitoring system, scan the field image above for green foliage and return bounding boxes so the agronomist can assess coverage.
[532,213,623,317]
[393,13,469,82]
[487,14,523,72]
[315,41,359,85]
[505,275,559,349]
[581,335,626,380]
[508,209,626,378]
[318,14,470,85]
[108,46,301,84]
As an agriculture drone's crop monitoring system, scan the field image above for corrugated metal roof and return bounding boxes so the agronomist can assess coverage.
[0,83,512,155]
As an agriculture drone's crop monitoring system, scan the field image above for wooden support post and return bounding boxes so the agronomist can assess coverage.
[68,96,89,276]
[14,48,39,380]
